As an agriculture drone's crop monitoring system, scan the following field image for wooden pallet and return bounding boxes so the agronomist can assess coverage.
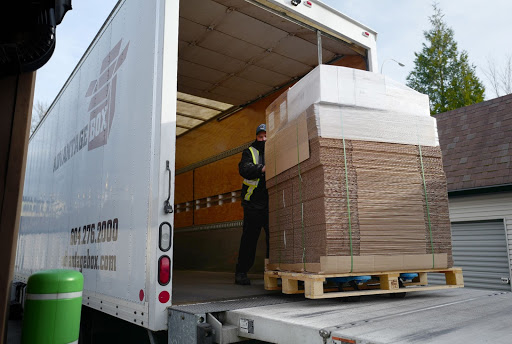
[264,268,464,299]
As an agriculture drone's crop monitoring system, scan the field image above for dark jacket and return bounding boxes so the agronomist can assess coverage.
[239,141,268,210]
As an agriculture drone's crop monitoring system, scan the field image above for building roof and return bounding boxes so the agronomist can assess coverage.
[435,93,512,192]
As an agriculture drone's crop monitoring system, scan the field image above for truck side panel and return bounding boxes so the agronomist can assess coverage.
[16,0,166,329]
[148,0,179,331]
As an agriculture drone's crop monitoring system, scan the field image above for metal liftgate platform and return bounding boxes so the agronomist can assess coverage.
[169,288,512,344]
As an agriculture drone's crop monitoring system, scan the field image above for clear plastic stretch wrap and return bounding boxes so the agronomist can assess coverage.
[268,64,437,148]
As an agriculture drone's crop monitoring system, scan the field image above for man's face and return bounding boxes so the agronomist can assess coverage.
[256,131,266,141]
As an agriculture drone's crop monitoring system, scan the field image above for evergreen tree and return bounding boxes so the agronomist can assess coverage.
[406,3,485,114]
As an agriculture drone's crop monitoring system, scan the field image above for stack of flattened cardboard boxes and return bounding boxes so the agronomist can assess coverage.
[265,65,452,273]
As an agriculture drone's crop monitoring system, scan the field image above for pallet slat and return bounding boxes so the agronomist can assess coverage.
[306,285,463,300]
[264,268,464,299]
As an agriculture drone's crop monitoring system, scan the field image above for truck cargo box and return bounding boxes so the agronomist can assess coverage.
[15,0,377,332]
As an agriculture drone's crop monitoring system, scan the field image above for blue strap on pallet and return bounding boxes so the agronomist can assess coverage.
[329,275,371,284]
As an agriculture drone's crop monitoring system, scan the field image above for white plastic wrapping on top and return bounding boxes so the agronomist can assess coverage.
[282,65,438,147]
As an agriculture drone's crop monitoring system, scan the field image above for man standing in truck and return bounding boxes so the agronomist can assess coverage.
[235,124,269,285]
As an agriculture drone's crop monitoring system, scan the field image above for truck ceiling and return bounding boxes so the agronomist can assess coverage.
[176,0,370,136]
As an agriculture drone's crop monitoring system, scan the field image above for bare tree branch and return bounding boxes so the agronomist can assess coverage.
[482,56,501,98]
[500,54,512,95]
[31,100,49,135]
[482,54,512,98]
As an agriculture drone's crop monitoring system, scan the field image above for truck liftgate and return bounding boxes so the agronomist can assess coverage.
[169,288,512,344]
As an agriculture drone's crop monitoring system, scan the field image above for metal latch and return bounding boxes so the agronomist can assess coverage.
[319,329,331,344]
[501,277,510,284]
[164,160,173,214]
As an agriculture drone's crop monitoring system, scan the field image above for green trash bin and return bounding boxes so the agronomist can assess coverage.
[21,269,84,344]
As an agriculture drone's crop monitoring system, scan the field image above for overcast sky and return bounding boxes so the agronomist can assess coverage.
[33,0,512,109]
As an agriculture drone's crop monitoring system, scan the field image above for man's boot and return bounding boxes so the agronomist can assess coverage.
[235,272,251,285]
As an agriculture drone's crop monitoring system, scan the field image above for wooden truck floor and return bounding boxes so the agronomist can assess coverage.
[172,270,278,305]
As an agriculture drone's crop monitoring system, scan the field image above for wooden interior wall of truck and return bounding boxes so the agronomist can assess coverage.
[173,56,367,273]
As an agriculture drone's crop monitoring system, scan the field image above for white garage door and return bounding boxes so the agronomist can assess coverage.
[430,220,511,291]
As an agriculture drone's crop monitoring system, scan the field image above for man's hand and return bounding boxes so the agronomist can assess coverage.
[261,165,266,173]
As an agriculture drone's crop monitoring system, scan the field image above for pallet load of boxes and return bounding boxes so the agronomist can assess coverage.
[265,65,454,278]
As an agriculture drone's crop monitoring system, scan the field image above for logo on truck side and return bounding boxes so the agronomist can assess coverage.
[52,39,130,172]
[86,39,129,150]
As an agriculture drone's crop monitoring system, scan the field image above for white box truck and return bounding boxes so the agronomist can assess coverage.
[13,0,512,343]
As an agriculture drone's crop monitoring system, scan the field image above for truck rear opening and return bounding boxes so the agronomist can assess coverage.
[15,0,377,333]
[171,0,373,305]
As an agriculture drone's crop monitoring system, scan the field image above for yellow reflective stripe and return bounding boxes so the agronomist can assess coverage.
[248,146,259,164]
[243,179,259,187]
[244,147,260,201]
[244,179,259,201]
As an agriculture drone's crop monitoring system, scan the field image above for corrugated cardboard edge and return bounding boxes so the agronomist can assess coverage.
[266,263,321,272]
[266,111,310,180]
[267,253,447,274]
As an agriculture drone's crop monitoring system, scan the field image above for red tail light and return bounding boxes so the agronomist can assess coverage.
[158,256,170,285]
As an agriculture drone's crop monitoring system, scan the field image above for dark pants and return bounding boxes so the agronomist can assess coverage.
[236,207,269,274]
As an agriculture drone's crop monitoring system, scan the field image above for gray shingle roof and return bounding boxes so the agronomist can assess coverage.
[434,94,512,192]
